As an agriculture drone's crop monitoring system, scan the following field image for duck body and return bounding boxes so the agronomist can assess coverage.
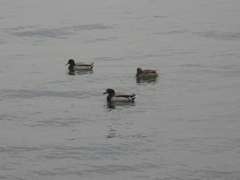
[136,67,158,77]
[66,59,93,71]
[103,89,136,102]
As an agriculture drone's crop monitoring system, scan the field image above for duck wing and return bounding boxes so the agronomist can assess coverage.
[115,92,136,98]
[142,69,157,74]
[75,62,93,67]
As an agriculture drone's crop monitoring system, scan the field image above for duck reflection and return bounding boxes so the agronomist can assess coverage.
[106,126,117,139]
[136,76,158,84]
[75,69,93,75]
[68,69,93,75]
[105,101,135,110]
[68,70,75,75]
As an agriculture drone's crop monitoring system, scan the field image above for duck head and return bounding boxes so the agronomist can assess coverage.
[65,59,76,66]
[103,89,115,94]
[137,67,143,74]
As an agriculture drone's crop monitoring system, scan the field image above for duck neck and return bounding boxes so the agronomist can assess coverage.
[68,64,75,71]
[107,93,115,101]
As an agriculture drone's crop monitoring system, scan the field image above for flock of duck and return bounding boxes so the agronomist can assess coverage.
[65,59,158,102]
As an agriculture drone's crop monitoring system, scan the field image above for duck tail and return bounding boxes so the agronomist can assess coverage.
[131,94,136,101]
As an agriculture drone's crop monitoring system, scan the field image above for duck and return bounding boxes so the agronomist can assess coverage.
[136,67,158,77]
[65,59,93,71]
[103,89,136,102]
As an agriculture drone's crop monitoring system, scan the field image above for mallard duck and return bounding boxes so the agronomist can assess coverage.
[65,59,93,71]
[103,89,136,102]
[136,67,158,77]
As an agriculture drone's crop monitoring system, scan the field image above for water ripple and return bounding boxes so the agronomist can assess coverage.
[194,31,240,41]
[8,24,113,39]
[0,89,88,99]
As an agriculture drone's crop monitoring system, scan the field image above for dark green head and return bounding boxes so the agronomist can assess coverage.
[137,67,143,74]
[65,59,76,66]
[103,88,115,94]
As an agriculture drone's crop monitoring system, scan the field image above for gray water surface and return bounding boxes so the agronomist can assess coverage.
[1,0,240,180]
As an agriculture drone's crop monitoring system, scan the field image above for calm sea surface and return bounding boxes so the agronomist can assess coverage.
[1,0,240,179]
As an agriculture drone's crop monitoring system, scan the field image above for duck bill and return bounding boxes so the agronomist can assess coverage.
[103,92,107,94]
[65,62,69,65]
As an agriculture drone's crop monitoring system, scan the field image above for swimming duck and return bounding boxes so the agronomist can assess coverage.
[65,59,93,71]
[103,89,136,102]
[136,67,158,77]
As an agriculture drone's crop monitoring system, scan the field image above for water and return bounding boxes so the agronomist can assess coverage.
[1,0,240,179]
